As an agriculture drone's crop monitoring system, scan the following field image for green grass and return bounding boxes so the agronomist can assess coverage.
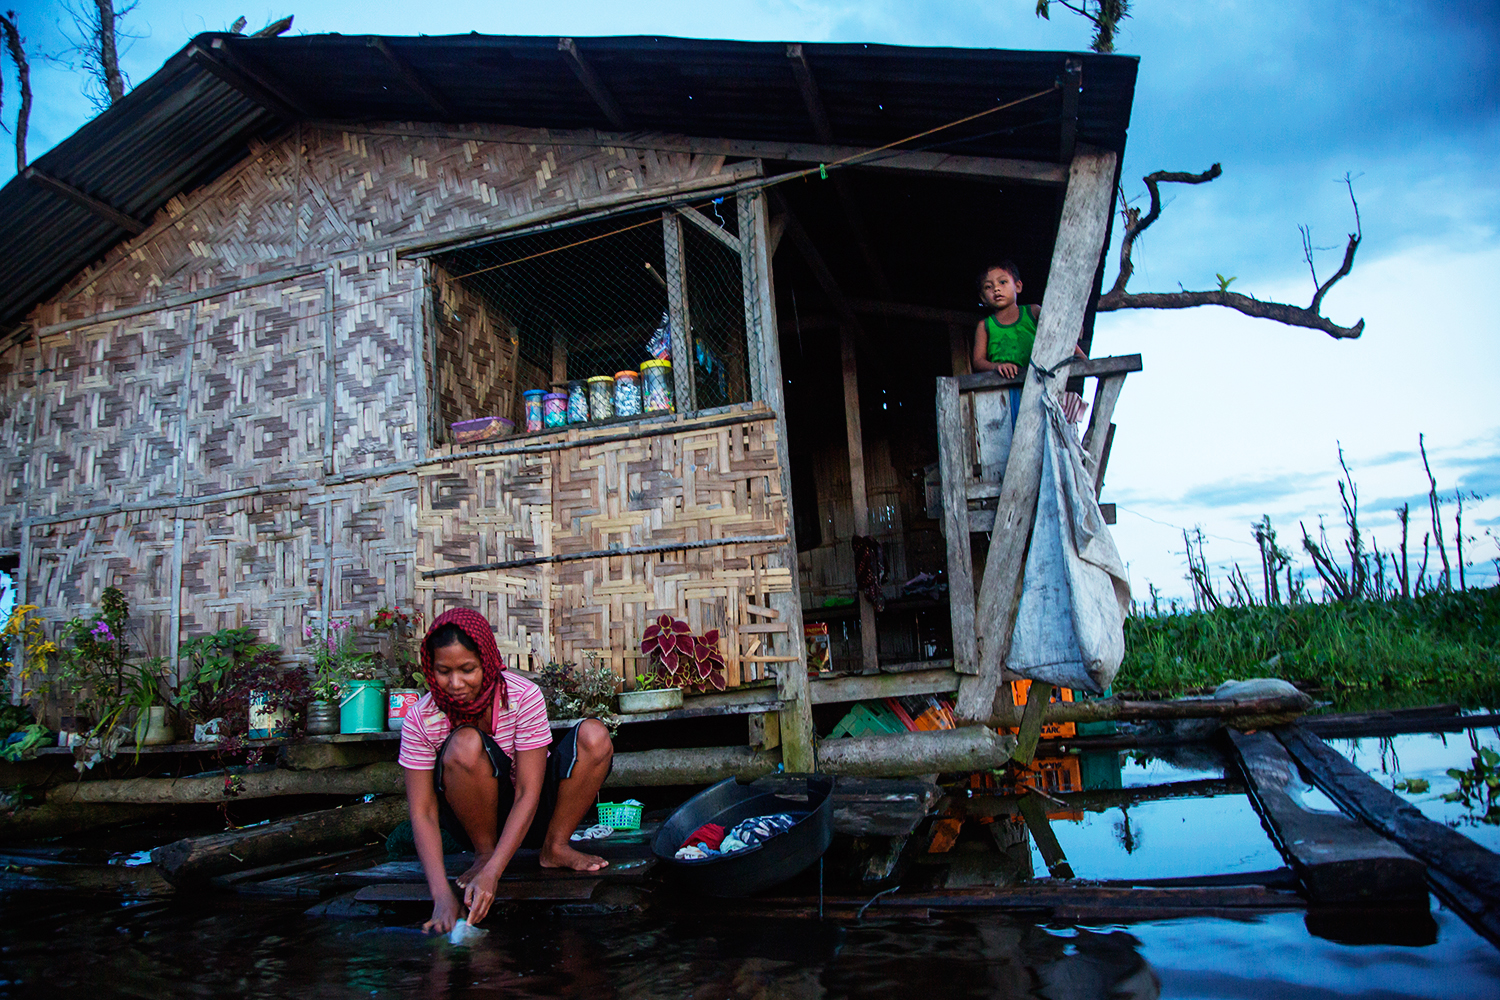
[1119,585,1500,708]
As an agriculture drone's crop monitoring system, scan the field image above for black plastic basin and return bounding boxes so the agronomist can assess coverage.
[651,773,835,897]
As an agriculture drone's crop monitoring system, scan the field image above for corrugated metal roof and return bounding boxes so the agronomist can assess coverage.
[0,32,1137,333]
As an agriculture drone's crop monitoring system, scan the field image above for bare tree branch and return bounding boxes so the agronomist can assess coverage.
[94,0,124,103]
[252,15,294,38]
[1098,164,1366,340]
[0,10,30,171]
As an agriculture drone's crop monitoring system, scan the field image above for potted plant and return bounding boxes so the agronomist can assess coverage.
[371,606,426,731]
[175,627,274,742]
[627,615,728,713]
[303,619,366,735]
[53,588,175,765]
[536,656,620,731]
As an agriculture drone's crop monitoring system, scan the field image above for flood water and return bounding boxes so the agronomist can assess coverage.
[1326,724,1500,852]
[3,889,1498,999]
[4,744,1500,998]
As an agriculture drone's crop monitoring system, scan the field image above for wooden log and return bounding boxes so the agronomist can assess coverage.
[151,796,410,886]
[662,209,697,413]
[956,146,1118,725]
[935,378,978,676]
[0,803,170,845]
[953,777,1243,818]
[281,741,399,771]
[1276,723,1500,944]
[1226,730,1427,905]
[47,762,405,805]
[988,692,1313,729]
[605,746,783,787]
[817,726,1014,778]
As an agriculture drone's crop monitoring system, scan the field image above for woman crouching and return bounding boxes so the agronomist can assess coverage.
[399,608,613,932]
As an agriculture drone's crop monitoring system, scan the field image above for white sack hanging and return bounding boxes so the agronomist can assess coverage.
[1006,389,1132,694]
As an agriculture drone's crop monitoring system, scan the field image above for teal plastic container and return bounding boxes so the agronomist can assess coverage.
[340,679,387,734]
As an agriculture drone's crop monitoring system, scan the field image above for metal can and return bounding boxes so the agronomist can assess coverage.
[542,392,568,428]
[588,375,616,421]
[640,359,674,413]
[614,369,642,417]
[521,389,546,432]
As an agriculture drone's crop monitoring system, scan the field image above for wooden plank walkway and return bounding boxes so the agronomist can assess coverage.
[1226,730,1427,905]
[1275,723,1500,946]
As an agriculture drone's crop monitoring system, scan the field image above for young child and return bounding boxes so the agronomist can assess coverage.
[970,260,1088,422]
[399,608,614,933]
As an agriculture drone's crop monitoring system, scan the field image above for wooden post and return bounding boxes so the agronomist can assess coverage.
[1082,373,1126,482]
[1011,680,1052,765]
[662,210,697,413]
[841,324,879,674]
[948,322,972,378]
[935,377,976,676]
[550,328,568,386]
[1016,791,1074,879]
[744,189,815,773]
[322,265,337,476]
[737,197,765,401]
[954,146,1117,725]
[410,258,432,450]
[170,302,197,678]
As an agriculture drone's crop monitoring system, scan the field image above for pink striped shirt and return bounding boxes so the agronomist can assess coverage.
[398,672,552,774]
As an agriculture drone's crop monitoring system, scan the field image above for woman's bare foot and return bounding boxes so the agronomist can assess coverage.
[455,851,493,888]
[540,841,609,872]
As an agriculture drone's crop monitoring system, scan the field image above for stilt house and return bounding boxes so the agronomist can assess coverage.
[0,34,1140,768]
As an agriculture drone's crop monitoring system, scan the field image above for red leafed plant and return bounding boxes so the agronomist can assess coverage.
[640,614,726,693]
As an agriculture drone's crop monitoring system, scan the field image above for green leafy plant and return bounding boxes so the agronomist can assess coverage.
[1216,273,1237,292]
[537,657,618,731]
[52,587,171,750]
[632,672,669,692]
[304,618,374,700]
[174,627,275,725]
[370,606,426,690]
[639,614,727,693]
[2,604,56,688]
[1392,777,1430,794]
[1441,732,1500,826]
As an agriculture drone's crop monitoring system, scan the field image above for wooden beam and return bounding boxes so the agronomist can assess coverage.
[743,189,816,773]
[661,210,697,412]
[737,195,764,400]
[841,325,880,675]
[22,167,146,235]
[948,322,973,377]
[677,204,740,254]
[558,38,629,130]
[1276,724,1500,944]
[337,123,1071,185]
[367,37,454,119]
[935,378,977,676]
[191,38,314,119]
[1016,791,1075,879]
[1227,730,1428,905]
[956,354,1142,391]
[954,145,1118,725]
[1011,681,1053,765]
[809,666,960,704]
[1058,58,1083,164]
[1083,373,1126,484]
[786,44,835,142]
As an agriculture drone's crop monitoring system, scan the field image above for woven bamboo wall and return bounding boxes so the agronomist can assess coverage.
[0,122,743,667]
[431,261,519,434]
[416,406,796,688]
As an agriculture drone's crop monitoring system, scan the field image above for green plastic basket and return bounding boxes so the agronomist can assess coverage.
[596,801,642,831]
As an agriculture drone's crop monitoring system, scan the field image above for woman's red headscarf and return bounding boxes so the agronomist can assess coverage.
[421,608,508,732]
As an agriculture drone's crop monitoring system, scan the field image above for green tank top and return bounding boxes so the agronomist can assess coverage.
[985,307,1038,367]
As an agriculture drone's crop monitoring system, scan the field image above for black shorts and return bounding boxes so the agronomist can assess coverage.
[433,722,583,851]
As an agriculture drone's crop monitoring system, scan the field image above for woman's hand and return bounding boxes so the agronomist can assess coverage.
[995,362,1019,378]
[423,889,463,934]
[463,866,501,925]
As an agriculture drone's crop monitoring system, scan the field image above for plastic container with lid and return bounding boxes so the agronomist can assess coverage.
[566,379,590,424]
[587,375,616,421]
[542,392,568,428]
[640,359,674,414]
[614,369,642,417]
[521,389,546,432]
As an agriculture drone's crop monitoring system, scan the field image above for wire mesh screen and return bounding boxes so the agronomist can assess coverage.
[431,204,750,439]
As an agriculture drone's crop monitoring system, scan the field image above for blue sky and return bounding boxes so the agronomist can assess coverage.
[3,0,1497,601]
